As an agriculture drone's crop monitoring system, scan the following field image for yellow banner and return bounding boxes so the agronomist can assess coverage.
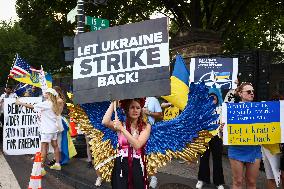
[227,122,281,145]
[163,106,180,120]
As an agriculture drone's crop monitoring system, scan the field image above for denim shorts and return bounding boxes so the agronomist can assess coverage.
[228,145,262,163]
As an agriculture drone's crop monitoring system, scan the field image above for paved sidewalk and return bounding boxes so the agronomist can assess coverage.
[0,150,21,189]
[159,155,267,189]
[46,153,267,189]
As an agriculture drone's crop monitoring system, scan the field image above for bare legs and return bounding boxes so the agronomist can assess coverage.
[41,140,60,166]
[230,158,260,189]
[51,139,60,164]
[41,142,48,167]
[245,159,261,189]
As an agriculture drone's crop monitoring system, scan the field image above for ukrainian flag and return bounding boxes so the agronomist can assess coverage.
[12,72,52,88]
[215,72,230,80]
[60,117,77,165]
[162,55,190,110]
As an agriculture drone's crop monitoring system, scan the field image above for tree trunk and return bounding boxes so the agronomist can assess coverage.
[189,0,202,28]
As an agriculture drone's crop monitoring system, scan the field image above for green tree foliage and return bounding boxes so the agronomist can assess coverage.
[14,0,283,75]
[16,0,75,75]
[0,21,38,86]
[222,0,284,52]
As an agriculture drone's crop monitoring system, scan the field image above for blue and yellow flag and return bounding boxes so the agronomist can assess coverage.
[215,72,230,80]
[60,117,77,165]
[162,55,190,110]
[9,54,52,88]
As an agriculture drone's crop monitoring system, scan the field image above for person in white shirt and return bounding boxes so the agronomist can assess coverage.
[0,86,17,141]
[143,97,163,125]
[0,86,18,114]
[143,97,163,188]
[16,88,62,176]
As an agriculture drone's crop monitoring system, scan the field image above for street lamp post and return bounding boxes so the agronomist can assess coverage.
[76,0,108,34]
[76,0,85,34]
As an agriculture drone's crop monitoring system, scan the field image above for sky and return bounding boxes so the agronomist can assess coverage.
[0,0,164,22]
[0,0,18,22]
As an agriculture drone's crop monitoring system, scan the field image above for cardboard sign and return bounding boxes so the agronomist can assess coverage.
[190,58,238,89]
[3,97,42,155]
[73,17,170,104]
[163,106,179,120]
[222,101,284,145]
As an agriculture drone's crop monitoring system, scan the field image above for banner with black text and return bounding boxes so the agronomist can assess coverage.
[3,97,41,155]
[73,17,170,103]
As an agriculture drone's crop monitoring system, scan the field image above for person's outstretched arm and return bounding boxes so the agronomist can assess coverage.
[102,102,116,130]
[15,98,34,109]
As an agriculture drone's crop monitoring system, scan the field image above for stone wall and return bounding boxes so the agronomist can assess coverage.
[170,42,223,60]
[169,29,223,65]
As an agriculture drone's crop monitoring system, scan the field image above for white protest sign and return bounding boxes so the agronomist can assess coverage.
[3,97,42,155]
[73,17,170,103]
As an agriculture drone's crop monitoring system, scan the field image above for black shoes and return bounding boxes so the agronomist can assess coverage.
[48,159,56,166]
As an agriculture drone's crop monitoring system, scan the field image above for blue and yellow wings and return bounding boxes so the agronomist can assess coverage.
[145,82,218,174]
[68,82,219,181]
[68,101,124,181]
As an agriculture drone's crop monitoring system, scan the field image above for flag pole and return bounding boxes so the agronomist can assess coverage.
[5,53,18,89]
[39,65,48,94]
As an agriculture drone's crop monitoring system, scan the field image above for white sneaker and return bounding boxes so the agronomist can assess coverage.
[217,185,224,189]
[95,177,102,187]
[196,180,204,189]
[149,176,158,188]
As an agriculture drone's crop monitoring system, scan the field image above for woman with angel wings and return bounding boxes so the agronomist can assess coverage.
[102,98,150,189]
[69,82,220,189]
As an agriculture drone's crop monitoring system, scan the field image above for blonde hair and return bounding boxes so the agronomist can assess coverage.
[235,82,253,97]
[53,86,66,103]
[47,92,61,116]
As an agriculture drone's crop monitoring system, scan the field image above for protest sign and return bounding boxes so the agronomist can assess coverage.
[222,101,284,145]
[73,17,170,104]
[190,58,238,89]
[163,106,179,120]
[3,97,42,155]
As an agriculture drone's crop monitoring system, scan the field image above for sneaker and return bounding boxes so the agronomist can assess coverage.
[50,163,61,171]
[95,177,102,187]
[196,180,204,189]
[217,185,225,189]
[48,159,56,166]
[41,168,46,176]
[178,160,186,164]
[149,176,158,188]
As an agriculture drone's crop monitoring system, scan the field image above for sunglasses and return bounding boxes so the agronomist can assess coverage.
[242,90,254,94]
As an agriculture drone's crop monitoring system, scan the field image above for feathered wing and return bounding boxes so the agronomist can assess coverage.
[68,102,113,181]
[67,101,125,181]
[67,82,219,181]
[145,82,219,174]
